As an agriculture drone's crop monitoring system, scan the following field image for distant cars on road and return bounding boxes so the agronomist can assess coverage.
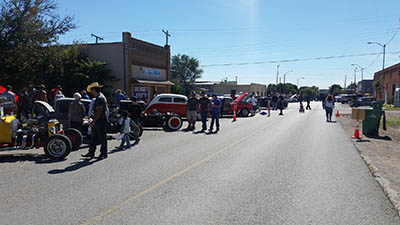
[349,97,377,107]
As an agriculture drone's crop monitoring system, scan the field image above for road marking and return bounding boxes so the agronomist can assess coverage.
[79,118,280,225]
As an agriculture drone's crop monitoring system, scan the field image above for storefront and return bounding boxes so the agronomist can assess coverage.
[131,65,173,102]
[83,32,172,101]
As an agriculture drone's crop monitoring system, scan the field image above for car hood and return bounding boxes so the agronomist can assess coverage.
[34,100,55,113]
[234,93,249,104]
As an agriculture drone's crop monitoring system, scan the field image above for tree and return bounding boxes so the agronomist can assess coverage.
[268,83,298,95]
[373,80,381,94]
[39,44,118,96]
[267,84,277,95]
[171,54,203,95]
[329,84,343,95]
[299,86,319,98]
[347,83,357,91]
[170,80,182,94]
[0,0,75,88]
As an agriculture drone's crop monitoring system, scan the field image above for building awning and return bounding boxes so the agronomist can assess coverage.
[132,79,174,86]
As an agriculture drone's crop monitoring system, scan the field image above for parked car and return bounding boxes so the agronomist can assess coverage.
[349,97,377,107]
[335,94,344,103]
[54,98,91,129]
[340,94,358,104]
[145,94,188,117]
[0,99,75,159]
[122,97,183,131]
[285,95,298,103]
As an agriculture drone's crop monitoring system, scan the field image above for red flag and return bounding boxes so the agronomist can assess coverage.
[0,85,5,94]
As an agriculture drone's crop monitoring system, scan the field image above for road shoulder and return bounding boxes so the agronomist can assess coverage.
[338,112,400,216]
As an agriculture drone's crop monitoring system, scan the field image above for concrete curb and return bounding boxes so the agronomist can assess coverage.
[337,118,400,216]
[358,153,400,216]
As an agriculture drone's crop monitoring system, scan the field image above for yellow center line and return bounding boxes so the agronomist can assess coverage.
[80,118,280,225]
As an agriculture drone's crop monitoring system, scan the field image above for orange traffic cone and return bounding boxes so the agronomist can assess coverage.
[352,120,362,139]
[336,110,340,117]
[233,110,237,122]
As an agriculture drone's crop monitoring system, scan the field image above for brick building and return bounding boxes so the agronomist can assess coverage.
[374,62,400,102]
[82,32,173,102]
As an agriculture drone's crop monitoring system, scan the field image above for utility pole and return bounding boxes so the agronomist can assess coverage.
[276,65,280,85]
[91,33,104,44]
[344,74,347,89]
[162,29,171,46]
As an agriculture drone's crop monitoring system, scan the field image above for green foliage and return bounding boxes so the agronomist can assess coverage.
[299,86,319,98]
[171,80,182,94]
[267,84,277,94]
[171,54,203,96]
[347,83,357,90]
[267,83,298,95]
[373,80,381,93]
[39,45,117,96]
[0,0,76,87]
[329,84,343,95]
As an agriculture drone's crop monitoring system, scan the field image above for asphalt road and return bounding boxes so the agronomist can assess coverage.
[1,102,399,225]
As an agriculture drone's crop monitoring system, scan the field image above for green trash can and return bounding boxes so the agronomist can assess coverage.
[362,109,382,136]
[371,101,383,110]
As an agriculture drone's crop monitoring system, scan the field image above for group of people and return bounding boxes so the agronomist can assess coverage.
[187,92,222,133]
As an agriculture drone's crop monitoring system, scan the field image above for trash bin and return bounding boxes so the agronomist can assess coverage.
[371,101,383,110]
[362,109,382,136]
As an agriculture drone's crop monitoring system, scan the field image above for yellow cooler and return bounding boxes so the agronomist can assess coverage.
[0,115,17,144]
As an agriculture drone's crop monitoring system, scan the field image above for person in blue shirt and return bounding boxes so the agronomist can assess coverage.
[81,90,90,100]
[209,94,222,133]
[114,89,126,107]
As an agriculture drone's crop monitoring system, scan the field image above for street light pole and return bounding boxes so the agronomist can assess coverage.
[353,67,357,93]
[283,70,293,95]
[368,41,387,101]
[351,64,364,94]
[276,65,280,85]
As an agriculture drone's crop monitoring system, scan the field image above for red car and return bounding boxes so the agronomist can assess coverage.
[221,93,254,117]
[145,94,188,117]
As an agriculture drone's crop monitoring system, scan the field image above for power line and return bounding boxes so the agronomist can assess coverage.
[201,51,400,67]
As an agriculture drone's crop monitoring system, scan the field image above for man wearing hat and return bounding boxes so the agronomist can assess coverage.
[82,82,109,159]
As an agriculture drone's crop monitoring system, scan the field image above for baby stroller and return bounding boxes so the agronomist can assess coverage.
[299,102,305,113]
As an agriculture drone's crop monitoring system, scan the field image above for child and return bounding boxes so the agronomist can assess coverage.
[118,111,135,150]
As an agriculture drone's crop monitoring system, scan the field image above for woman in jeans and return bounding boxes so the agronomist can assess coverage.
[324,95,335,122]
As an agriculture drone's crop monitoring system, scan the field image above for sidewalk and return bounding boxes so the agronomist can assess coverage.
[337,104,400,214]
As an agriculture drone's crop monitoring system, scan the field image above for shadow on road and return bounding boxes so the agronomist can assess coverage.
[109,140,140,154]
[48,158,102,174]
[365,135,392,141]
[0,153,67,164]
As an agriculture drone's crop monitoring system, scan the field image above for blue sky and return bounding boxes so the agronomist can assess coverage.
[57,0,400,89]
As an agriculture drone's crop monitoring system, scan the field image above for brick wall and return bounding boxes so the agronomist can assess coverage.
[374,62,400,102]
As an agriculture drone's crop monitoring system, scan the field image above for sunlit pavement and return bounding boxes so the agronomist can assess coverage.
[0,102,399,225]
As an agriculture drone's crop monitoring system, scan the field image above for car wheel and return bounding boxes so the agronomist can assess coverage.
[129,124,143,140]
[64,128,83,150]
[44,134,72,159]
[166,115,183,131]
[240,108,249,117]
